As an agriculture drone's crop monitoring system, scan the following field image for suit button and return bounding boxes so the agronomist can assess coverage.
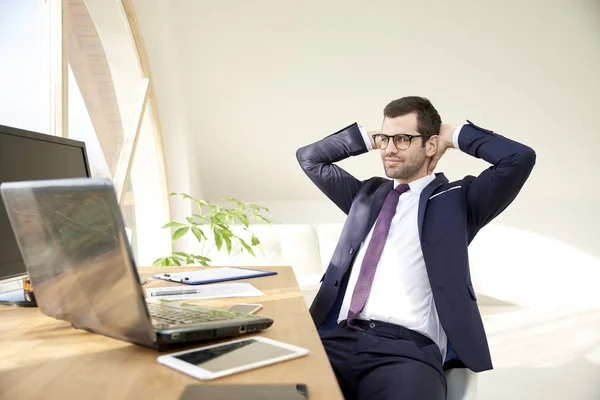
[349,248,354,255]
[334,280,339,287]
[369,322,376,329]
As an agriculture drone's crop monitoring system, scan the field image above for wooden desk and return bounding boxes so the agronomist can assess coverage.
[0,266,342,400]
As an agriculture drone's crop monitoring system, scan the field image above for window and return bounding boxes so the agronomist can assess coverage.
[1,0,171,265]
[68,0,171,264]
[0,1,49,133]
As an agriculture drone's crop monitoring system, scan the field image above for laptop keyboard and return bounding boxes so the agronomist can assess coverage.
[147,302,242,325]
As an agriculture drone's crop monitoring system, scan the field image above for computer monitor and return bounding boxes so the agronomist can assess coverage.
[0,124,91,301]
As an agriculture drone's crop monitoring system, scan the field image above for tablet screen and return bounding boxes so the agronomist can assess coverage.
[174,338,299,373]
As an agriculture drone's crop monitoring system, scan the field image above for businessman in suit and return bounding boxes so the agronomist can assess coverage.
[296,96,535,399]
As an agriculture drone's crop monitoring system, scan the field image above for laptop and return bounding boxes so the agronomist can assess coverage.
[0,178,273,350]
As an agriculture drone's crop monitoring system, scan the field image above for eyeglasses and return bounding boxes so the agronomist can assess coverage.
[372,133,424,150]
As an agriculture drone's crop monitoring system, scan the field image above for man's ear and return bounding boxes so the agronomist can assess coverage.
[426,135,439,157]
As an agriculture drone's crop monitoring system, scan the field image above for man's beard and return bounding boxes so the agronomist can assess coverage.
[383,150,427,180]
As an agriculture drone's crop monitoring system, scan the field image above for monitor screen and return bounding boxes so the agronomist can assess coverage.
[0,124,91,281]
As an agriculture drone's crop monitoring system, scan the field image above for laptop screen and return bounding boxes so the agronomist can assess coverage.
[0,178,156,347]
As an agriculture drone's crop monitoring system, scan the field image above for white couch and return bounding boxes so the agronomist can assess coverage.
[205,223,340,305]
[191,223,600,400]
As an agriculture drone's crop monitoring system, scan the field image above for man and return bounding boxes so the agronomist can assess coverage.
[296,96,535,399]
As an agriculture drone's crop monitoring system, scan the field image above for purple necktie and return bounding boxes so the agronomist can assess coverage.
[347,183,410,329]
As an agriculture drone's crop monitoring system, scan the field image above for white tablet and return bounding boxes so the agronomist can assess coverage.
[157,336,309,380]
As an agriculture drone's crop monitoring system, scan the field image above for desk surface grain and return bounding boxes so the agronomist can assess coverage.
[0,266,342,400]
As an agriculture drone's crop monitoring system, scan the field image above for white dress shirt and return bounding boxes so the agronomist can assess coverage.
[337,124,464,361]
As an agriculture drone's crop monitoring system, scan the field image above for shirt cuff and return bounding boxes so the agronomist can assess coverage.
[452,123,465,150]
[358,125,374,151]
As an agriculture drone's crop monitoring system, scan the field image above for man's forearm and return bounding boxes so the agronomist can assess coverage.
[296,123,369,169]
[457,121,535,167]
[457,121,536,229]
[296,123,369,215]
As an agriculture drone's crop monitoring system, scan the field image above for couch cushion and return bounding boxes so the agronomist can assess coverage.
[192,224,324,282]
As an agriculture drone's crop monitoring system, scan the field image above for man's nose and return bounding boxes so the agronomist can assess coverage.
[383,140,397,155]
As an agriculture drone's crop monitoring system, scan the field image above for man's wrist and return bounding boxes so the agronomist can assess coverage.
[358,125,374,150]
[451,124,464,150]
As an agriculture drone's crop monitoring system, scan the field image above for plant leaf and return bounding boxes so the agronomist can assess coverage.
[235,213,249,227]
[161,221,187,229]
[223,234,232,254]
[174,251,190,258]
[191,227,206,243]
[217,224,233,236]
[251,234,260,246]
[223,212,235,224]
[255,215,273,225]
[214,212,226,223]
[183,193,198,202]
[192,213,207,221]
[152,258,165,266]
[239,238,255,257]
[213,228,223,251]
[172,227,189,241]
[195,200,206,212]
[168,257,181,266]
[171,192,197,202]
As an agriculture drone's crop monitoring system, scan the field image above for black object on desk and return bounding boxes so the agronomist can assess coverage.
[0,124,92,308]
[179,384,309,400]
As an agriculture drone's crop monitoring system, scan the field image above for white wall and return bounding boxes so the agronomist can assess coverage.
[134,0,600,258]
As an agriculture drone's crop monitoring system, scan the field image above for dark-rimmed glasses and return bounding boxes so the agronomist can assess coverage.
[372,133,424,150]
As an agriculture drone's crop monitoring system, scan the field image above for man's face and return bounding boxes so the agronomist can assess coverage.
[380,113,430,181]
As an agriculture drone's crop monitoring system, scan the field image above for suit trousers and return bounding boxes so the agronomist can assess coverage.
[320,319,446,400]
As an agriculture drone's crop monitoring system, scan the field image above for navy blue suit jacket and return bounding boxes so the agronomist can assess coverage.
[296,121,536,373]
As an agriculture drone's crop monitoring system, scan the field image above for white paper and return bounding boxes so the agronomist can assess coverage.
[145,282,264,300]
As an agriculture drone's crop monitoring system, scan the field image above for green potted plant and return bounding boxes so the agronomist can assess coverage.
[153,193,273,267]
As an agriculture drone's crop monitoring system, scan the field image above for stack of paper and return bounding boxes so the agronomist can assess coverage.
[145,282,264,300]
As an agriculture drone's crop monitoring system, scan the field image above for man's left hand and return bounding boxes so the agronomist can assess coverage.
[428,124,456,174]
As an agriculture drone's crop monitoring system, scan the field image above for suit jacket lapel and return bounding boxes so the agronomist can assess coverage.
[360,174,448,245]
[362,180,393,243]
[417,173,448,240]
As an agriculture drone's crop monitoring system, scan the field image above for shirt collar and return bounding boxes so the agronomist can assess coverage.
[393,173,435,195]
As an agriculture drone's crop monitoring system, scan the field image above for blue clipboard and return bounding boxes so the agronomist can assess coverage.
[152,267,277,285]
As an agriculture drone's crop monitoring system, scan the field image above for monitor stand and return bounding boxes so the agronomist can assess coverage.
[0,276,37,307]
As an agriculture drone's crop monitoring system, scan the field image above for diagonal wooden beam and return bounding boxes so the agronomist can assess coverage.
[120,0,171,206]
[114,79,149,205]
